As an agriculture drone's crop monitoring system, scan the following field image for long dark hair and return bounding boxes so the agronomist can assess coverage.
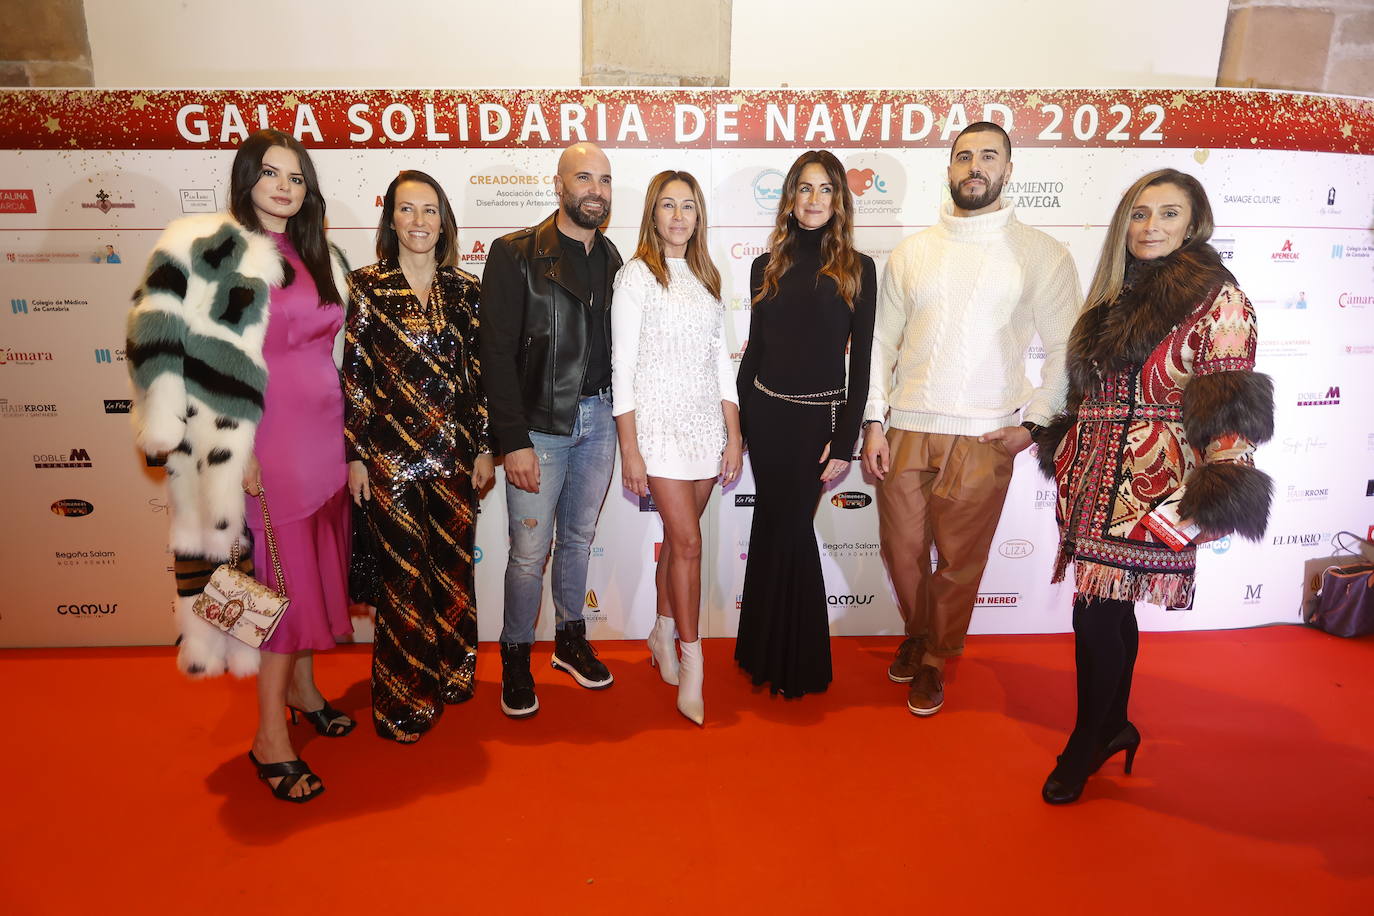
[229,129,342,305]
[632,170,721,299]
[375,170,460,269]
[754,150,862,309]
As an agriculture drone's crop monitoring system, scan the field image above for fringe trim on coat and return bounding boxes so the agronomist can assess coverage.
[1052,547,1195,608]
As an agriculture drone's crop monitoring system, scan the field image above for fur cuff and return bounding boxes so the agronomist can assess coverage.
[1033,414,1074,480]
[1178,462,1273,542]
[1183,370,1275,446]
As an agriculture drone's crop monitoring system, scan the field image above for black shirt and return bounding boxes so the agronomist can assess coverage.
[556,225,613,395]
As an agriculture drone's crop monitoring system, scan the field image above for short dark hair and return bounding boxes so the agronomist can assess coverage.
[375,170,460,269]
[951,121,1012,160]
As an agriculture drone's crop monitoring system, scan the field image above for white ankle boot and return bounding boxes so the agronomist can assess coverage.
[676,638,704,725]
[647,615,679,686]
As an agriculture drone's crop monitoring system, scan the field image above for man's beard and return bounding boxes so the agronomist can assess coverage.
[561,189,609,229]
[949,174,1004,211]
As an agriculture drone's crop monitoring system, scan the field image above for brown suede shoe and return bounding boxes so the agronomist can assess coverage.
[888,636,924,683]
[906,664,944,716]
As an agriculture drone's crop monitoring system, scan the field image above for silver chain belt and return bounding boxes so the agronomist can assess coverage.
[754,377,846,431]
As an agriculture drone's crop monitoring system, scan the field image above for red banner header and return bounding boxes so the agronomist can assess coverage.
[0,88,1369,154]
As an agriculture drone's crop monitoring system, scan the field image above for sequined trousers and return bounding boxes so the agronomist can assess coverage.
[367,473,478,740]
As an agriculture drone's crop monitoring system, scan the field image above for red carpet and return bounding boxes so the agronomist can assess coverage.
[3,627,1372,914]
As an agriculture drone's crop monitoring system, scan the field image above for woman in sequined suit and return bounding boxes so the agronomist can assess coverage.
[1033,169,1274,803]
[344,171,493,743]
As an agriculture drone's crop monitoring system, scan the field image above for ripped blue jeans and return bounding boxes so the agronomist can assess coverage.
[500,391,616,645]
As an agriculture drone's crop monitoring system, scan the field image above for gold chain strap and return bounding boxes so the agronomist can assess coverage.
[227,489,287,599]
[753,377,846,432]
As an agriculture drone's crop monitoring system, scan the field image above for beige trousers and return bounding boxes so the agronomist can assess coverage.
[876,429,1014,657]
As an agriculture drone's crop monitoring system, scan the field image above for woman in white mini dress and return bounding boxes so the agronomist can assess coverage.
[612,169,742,725]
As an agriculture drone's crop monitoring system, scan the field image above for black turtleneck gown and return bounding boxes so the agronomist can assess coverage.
[734,225,877,696]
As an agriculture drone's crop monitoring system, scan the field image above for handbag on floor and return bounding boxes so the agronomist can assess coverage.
[192,491,290,647]
[1302,531,1374,638]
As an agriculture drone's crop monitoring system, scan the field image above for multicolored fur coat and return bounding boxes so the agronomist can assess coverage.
[127,213,348,676]
[1033,244,1274,606]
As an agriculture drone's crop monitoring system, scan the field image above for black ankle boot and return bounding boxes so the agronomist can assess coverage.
[499,642,538,718]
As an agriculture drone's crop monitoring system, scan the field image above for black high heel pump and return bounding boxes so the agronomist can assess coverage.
[1042,722,1142,805]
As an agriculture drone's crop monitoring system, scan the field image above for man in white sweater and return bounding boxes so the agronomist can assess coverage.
[861,121,1081,716]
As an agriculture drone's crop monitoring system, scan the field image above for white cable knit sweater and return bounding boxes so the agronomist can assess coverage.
[864,201,1081,436]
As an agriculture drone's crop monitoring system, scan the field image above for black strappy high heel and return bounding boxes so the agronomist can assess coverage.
[248,751,325,803]
[287,701,356,737]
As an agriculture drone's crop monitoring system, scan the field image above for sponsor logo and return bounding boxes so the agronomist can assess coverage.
[734,493,756,507]
[1345,344,1374,356]
[975,592,1021,607]
[1271,239,1300,262]
[846,167,888,197]
[56,549,116,567]
[10,296,87,314]
[590,546,605,558]
[1223,194,1281,205]
[1319,187,1341,216]
[0,189,37,213]
[585,589,599,610]
[1243,583,1264,605]
[460,240,487,265]
[1296,385,1340,407]
[1286,485,1329,502]
[4,251,86,264]
[51,499,94,517]
[103,399,132,414]
[1033,489,1055,511]
[57,602,118,616]
[80,189,135,214]
[830,491,872,509]
[147,497,168,513]
[0,398,58,418]
[179,189,216,213]
[1005,179,1065,209]
[998,538,1034,558]
[474,545,483,564]
[1338,293,1372,310]
[1331,243,1372,260]
[730,241,767,260]
[826,593,875,606]
[34,447,92,469]
[1366,480,1373,498]
[1206,535,1232,555]
[1212,237,1235,262]
[1281,291,1308,310]
[821,540,880,558]
[1271,533,1323,547]
[10,298,26,314]
[735,592,744,612]
[1257,338,1311,359]
[638,493,658,512]
[1281,435,1327,455]
[729,338,749,361]
[752,169,784,210]
[1026,344,1047,361]
[0,347,54,365]
[94,347,126,364]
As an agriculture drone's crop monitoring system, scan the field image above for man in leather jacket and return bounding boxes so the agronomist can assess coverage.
[480,142,623,718]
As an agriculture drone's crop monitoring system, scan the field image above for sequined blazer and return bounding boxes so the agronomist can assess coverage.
[344,259,491,484]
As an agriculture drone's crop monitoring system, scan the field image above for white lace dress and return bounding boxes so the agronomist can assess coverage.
[611,257,738,480]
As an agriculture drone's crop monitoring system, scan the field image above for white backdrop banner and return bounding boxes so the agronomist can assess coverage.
[1,88,1371,648]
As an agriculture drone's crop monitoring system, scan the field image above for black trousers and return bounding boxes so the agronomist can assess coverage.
[1063,594,1139,765]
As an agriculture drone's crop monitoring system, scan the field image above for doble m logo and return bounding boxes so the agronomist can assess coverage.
[1326,385,1340,400]
[69,447,91,462]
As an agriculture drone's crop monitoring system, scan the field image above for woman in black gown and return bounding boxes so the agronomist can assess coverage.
[735,150,877,697]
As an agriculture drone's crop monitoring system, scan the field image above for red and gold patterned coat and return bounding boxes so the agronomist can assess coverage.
[1035,245,1274,606]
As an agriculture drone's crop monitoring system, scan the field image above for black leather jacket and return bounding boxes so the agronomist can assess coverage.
[479,211,622,454]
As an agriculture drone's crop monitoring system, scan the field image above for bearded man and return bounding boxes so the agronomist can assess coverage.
[480,142,622,717]
[861,122,1082,716]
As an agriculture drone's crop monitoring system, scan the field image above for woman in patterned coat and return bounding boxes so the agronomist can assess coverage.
[1033,168,1274,804]
[344,170,492,743]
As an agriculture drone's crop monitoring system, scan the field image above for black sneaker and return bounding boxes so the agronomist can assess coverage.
[551,620,614,689]
[499,642,539,718]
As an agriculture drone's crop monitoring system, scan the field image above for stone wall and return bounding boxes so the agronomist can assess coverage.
[0,0,92,87]
[1219,0,1374,96]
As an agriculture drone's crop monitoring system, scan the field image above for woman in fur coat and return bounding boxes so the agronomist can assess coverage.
[128,129,354,803]
[1032,168,1274,805]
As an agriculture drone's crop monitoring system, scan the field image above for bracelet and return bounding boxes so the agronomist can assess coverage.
[1021,420,1043,436]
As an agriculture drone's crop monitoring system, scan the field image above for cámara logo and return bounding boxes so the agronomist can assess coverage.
[830,491,872,509]
[1338,293,1372,310]
[51,499,94,517]
[998,539,1034,558]
[0,347,54,365]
